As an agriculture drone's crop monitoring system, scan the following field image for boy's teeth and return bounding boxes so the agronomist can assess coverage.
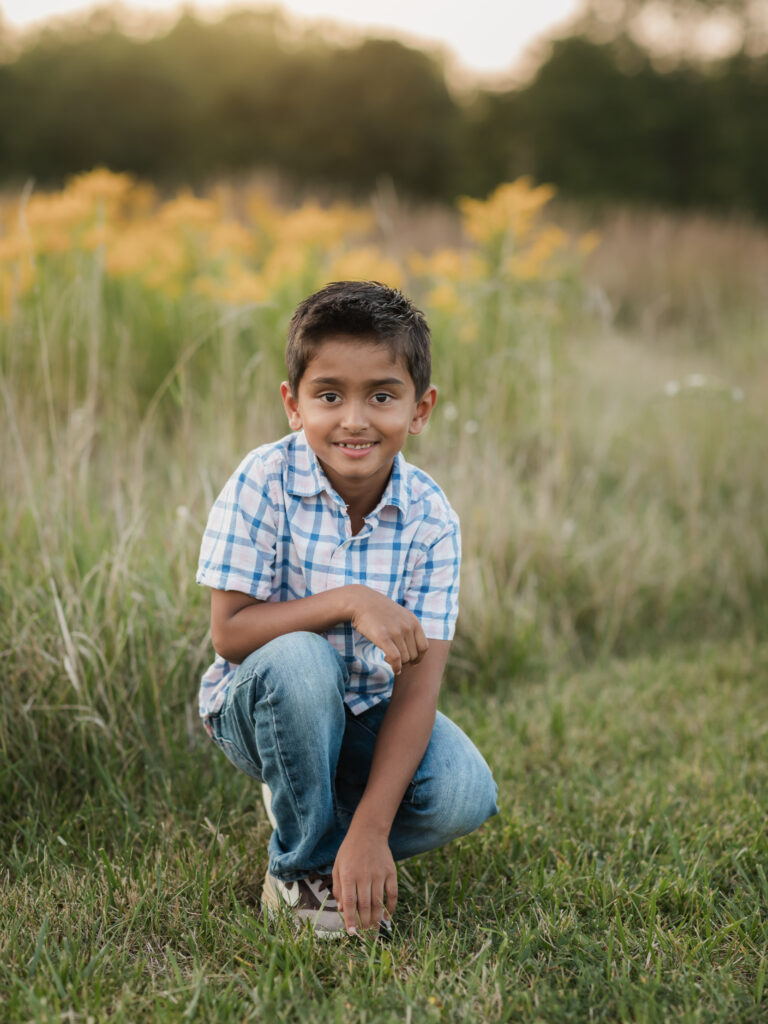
[340,443,373,449]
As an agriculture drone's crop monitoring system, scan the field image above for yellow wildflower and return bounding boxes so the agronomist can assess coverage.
[0,234,30,264]
[426,282,461,314]
[159,192,219,229]
[458,177,556,246]
[262,243,309,288]
[578,230,600,256]
[208,220,254,258]
[408,247,465,281]
[196,264,267,306]
[66,167,134,210]
[23,193,93,254]
[106,224,186,285]
[280,201,371,248]
[505,225,568,280]
[329,247,403,289]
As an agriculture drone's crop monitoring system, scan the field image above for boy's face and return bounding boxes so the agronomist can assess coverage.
[281,337,436,510]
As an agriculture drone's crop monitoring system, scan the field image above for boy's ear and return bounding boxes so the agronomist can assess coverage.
[280,382,303,431]
[408,385,438,436]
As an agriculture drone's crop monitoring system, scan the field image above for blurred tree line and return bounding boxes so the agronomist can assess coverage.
[0,6,766,216]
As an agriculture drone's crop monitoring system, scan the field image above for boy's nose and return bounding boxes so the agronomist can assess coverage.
[340,402,369,430]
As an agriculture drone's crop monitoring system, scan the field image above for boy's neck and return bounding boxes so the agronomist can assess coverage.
[319,458,396,532]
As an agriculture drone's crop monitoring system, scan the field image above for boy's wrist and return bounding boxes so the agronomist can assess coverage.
[338,583,364,622]
[348,804,392,840]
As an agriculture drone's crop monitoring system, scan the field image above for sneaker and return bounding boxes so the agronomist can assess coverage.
[261,870,394,939]
[261,783,278,829]
[262,870,346,937]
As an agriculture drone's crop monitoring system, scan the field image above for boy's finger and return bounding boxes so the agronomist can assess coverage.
[332,867,341,907]
[384,643,402,675]
[384,873,398,915]
[399,629,417,665]
[356,882,373,930]
[341,880,358,934]
[394,636,412,669]
[370,881,385,929]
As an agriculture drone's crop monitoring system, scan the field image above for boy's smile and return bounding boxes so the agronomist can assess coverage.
[281,338,436,517]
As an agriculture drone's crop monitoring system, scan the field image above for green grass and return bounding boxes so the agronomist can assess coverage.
[2,195,767,1021]
[2,642,767,1022]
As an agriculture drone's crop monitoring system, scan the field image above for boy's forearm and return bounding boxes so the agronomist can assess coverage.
[348,639,450,837]
[213,586,356,664]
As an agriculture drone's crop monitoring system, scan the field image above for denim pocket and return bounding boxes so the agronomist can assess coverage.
[212,734,262,780]
[207,709,263,781]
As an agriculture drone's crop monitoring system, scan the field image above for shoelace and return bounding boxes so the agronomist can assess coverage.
[306,872,335,895]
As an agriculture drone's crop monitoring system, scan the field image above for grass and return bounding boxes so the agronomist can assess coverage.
[2,180,767,1020]
[2,643,767,1022]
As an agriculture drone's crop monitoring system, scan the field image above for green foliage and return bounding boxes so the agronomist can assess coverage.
[2,11,768,215]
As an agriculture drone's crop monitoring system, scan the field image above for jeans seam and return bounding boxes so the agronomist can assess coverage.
[261,669,307,837]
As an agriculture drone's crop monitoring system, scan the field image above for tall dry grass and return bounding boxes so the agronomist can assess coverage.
[1,175,766,777]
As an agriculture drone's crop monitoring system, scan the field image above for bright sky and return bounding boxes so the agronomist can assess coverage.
[0,0,583,78]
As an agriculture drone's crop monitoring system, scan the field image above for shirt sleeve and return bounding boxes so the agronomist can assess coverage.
[196,451,278,598]
[403,506,461,641]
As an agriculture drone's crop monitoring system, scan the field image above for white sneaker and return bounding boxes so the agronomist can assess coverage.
[262,870,347,937]
[261,783,278,829]
[261,870,394,939]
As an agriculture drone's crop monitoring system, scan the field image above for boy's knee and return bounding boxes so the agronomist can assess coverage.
[412,732,499,840]
[431,763,498,836]
[240,631,348,705]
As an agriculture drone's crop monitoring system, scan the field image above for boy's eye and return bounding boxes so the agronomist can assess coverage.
[319,393,340,404]
[372,393,393,404]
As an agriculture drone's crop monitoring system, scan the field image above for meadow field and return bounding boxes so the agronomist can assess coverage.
[1,171,767,1022]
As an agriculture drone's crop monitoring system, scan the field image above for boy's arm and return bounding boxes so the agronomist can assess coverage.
[332,638,451,934]
[210,585,429,670]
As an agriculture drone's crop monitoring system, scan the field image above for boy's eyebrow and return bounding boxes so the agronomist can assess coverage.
[309,376,408,388]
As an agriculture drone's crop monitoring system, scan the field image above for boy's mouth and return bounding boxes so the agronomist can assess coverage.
[333,441,378,456]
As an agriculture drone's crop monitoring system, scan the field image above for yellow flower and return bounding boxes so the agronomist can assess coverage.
[208,220,254,258]
[408,247,465,281]
[505,225,569,280]
[0,234,30,264]
[66,167,134,210]
[159,192,219,229]
[426,282,461,314]
[81,223,111,251]
[458,177,556,246]
[262,243,309,288]
[0,258,36,319]
[280,201,372,248]
[578,230,600,256]
[329,246,403,289]
[106,223,186,286]
[196,264,267,306]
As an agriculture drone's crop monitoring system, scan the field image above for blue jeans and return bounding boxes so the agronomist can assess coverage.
[205,631,499,881]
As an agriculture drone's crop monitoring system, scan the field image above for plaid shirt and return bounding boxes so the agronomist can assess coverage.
[196,430,461,717]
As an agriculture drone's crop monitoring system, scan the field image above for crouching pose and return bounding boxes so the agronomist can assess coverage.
[197,280,498,937]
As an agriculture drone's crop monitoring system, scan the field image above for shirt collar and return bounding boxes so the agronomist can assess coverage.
[286,431,409,518]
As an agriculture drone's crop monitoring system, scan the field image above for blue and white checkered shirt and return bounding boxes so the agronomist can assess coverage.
[196,430,461,718]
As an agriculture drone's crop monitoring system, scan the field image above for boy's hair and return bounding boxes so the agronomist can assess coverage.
[286,281,431,398]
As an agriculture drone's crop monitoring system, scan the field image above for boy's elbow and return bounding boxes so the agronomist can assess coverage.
[209,589,263,663]
[210,620,242,664]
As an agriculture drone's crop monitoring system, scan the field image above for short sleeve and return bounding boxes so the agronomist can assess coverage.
[196,451,278,598]
[403,509,461,641]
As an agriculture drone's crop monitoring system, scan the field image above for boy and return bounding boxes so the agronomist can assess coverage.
[197,280,498,938]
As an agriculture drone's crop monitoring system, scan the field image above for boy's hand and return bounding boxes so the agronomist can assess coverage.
[346,585,428,675]
[332,824,397,934]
